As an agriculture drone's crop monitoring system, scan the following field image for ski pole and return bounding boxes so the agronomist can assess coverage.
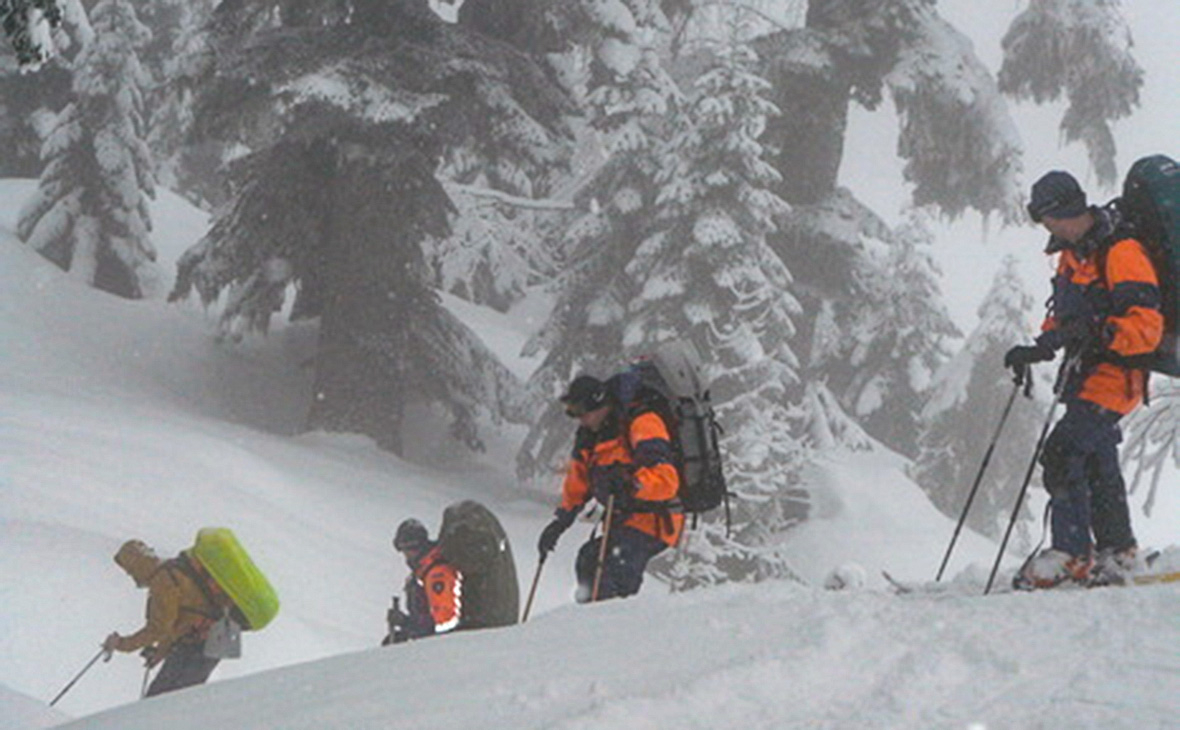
[591,493,616,602]
[50,648,107,707]
[985,354,1075,595]
[141,666,152,698]
[521,553,547,623]
[935,378,1024,581]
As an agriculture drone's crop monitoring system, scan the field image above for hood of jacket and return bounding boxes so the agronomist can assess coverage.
[114,540,161,587]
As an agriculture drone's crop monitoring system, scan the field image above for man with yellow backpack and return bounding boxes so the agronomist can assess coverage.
[102,529,278,697]
[103,539,224,696]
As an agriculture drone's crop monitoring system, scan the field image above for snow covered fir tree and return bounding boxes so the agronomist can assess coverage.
[167,0,574,454]
[912,256,1047,545]
[1,0,62,68]
[3,0,1173,590]
[16,0,158,300]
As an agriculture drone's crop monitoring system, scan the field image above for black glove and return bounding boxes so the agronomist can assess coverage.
[592,464,635,505]
[387,606,409,629]
[1004,343,1054,372]
[538,508,576,556]
[140,646,163,668]
[1037,316,1099,352]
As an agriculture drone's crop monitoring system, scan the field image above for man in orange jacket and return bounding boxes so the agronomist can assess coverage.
[537,373,683,602]
[384,519,462,643]
[1005,171,1163,589]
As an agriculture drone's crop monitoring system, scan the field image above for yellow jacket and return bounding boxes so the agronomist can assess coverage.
[111,541,220,657]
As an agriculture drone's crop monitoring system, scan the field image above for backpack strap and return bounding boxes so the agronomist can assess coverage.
[167,555,227,622]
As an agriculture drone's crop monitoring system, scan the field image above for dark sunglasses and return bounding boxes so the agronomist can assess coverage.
[564,402,588,418]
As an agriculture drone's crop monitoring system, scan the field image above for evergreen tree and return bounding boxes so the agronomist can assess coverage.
[998,0,1143,187]
[634,14,804,588]
[1122,380,1179,522]
[17,0,158,300]
[517,0,681,479]
[137,0,219,202]
[840,212,960,457]
[745,1,1029,462]
[0,45,70,176]
[171,0,574,455]
[1,0,62,68]
[912,256,1043,544]
[1,0,87,176]
[425,180,569,312]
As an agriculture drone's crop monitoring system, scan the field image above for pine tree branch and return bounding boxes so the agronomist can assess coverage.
[443,182,576,211]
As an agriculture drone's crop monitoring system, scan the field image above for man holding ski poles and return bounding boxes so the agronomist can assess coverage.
[1004,170,1163,589]
[536,374,682,602]
[103,539,223,696]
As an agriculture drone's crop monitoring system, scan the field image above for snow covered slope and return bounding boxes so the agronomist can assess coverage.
[32,577,1180,730]
[2,184,1178,729]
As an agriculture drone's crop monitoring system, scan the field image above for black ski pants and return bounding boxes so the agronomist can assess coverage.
[575,524,667,602]
[1040,399,1136,558]
[145,640,220,698]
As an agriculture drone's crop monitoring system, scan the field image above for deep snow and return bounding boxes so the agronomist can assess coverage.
[2,176,1178,730]
[2,2,1179,722]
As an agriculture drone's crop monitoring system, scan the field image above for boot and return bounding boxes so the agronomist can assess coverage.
[1013,549,1093,590]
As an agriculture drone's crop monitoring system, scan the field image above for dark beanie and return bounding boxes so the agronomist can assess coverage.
[1027,171,1088,222]
[560,374,608,413]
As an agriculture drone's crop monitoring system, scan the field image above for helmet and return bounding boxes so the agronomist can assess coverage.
[393,519,429,552]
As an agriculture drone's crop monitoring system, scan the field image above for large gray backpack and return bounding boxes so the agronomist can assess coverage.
[436,500,519,629]
[619,340,730,525]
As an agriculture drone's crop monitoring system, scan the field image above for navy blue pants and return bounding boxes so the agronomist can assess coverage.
[575,525,667,602]
[145,641,220,698]
[1040,400,1135,558]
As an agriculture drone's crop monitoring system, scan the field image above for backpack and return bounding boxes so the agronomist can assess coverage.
[179,527,280,631]
[1115,154,1180,376]
[436,500,519,629]
[617,339,730,527]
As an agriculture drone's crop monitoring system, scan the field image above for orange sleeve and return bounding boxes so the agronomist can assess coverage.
[560,455,591,512]
[628,412,679,502]
[423,564,462,633]
[1104,239,1164,356]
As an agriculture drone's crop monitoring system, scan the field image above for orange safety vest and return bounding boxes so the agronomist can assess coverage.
[412,546,463,633]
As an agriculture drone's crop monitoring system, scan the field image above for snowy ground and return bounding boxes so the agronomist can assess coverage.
[2,182,1178,730]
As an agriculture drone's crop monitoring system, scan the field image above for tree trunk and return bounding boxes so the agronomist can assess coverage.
[306,157,408,454]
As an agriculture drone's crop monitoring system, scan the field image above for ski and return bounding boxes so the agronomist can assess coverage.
[881,568,1180,596]
[1131,570,1180,587]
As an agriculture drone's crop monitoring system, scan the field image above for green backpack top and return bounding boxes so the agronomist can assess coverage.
[1118,154,1180,376]
[186,527,280,631]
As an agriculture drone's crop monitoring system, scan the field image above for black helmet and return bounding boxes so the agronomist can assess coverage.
[560,374,609,417]
[393,518,429,552]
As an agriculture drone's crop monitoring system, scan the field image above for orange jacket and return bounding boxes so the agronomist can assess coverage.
[1041,237,1163,414]
[408,546,463,634]
[560,409,684,546]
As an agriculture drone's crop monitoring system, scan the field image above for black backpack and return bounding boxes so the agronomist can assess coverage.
[436,500,520,629]
[617,340,730,528]
[1114,154,1180,376]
